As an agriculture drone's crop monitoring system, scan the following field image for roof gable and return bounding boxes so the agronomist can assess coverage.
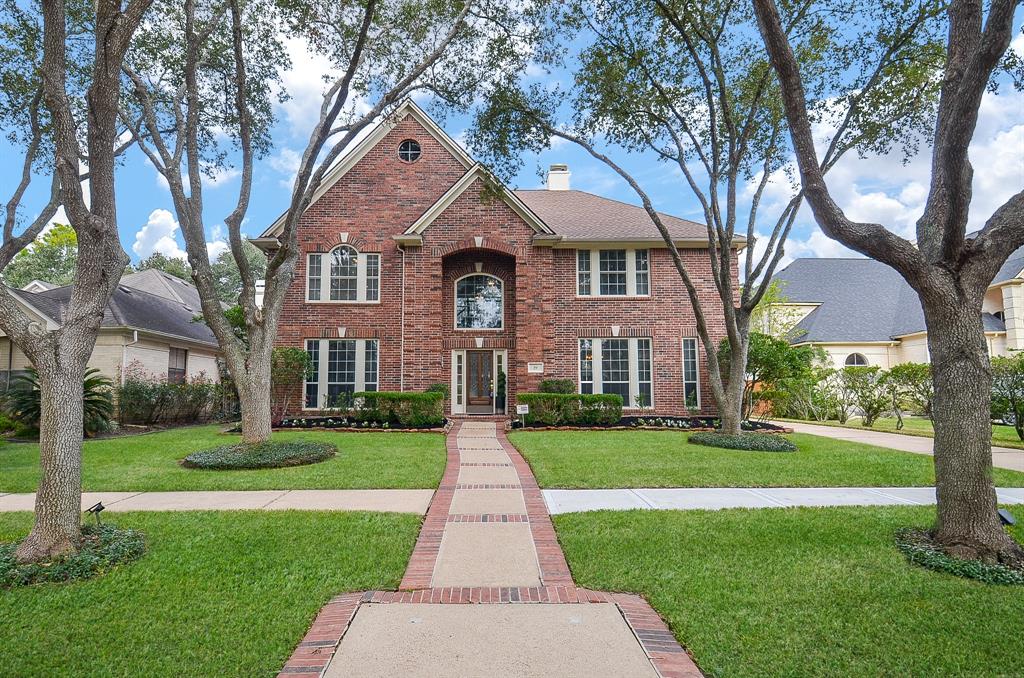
[260,100,474,239]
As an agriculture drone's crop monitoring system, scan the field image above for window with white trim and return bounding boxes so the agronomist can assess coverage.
[682,338,700,409]
[576,249,650,296]
[845,352,868,366]
[455,274,503,329]
[578,338,653,407]
[304,339,379,409]
[307,245,380,302]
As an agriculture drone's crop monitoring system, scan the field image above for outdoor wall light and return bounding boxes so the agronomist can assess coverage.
[85,502,105,525]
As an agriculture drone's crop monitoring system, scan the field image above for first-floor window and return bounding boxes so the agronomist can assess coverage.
[304,339,379,408]
[682,338,699,409]
[578,337,653,408]
[168,347,188,384]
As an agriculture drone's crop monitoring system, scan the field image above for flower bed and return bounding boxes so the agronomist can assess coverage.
[510,415,789,432]
[182,440,336,470]
[2,524,145,588]
[275,416,448,431]
[688,431,798,452]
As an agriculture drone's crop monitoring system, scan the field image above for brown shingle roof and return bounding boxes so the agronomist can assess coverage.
[514,189,709,242]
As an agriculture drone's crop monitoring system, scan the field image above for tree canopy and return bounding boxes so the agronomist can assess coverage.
[1,223,77,289]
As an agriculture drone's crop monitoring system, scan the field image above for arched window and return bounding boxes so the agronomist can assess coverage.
[455,274,503,329]
[845,353,869,367]
[307,245,380,303]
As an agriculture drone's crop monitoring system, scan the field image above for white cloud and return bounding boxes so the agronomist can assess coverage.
[133,208,187,260]
[277,38,338,135]
[206,224,229,260]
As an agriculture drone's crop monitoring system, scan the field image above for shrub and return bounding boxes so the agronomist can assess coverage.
[270,347,311,424]
[517,392,623,426]
[1,523,145,588]
[537,379,576,394]
[992,354,1024,441]
[895,528,1024,585]
[182,440,336,470]
[352,391,445,427]
[117,361,217,425]
[841,366,890,426]
[3,367,113,434]
[688,431,797,452]
[425,383,451,399]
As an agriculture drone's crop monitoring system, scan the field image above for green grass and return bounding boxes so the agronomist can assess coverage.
[508,430,1024,488]
[0,510,420,677]
[0,425,446,492]
[555,506,1024,677]
[784,416,1024,450]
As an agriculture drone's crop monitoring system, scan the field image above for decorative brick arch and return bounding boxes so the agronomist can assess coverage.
[435,236,521,260]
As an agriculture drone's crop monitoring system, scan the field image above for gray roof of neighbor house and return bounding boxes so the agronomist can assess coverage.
[9,283,218,347]
[514,190,709,242]
[121,268,204,308]
[771,258,1008,344]
[994,246,1024,284]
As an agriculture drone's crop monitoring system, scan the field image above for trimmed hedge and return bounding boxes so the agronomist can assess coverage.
[2,523,145,588]
[896,528,1024,585]
[688,431,797,452]
[517,392,623,426]
[354,391,445,427]
[182,440,336,470]
[537,379,576,394]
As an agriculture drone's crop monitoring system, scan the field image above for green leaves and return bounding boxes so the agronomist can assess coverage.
[1,223,77,288]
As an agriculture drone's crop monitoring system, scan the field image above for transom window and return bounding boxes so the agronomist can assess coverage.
[304,339,379,409]
[579,337,653,408]
[576,249,650,297]
[307,245,380,303]
[845,352,869,366]
[455,274,503,329]
[398,139,422,162]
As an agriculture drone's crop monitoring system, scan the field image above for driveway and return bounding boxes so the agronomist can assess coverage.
[785,421,1024,472]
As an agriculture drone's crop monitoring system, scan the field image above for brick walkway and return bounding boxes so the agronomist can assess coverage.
[277,420,702,677]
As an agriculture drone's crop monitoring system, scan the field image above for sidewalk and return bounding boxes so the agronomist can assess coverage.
[279,420,701,678]
[785,420,1024,471]
[0,489,434,514]
[543,486,1024,514]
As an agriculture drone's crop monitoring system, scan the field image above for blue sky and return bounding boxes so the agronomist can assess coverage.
[2,30,1022,274]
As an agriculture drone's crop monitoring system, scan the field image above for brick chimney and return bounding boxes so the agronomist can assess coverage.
[546,164,570,191]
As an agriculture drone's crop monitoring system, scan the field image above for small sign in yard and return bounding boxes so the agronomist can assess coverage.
[516,404,530,415]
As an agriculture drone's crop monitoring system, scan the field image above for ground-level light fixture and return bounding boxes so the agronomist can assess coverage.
[85,502,105,525]
[998,508,1016,526]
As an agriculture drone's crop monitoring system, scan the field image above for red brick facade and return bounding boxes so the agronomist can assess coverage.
[274,110,732,417]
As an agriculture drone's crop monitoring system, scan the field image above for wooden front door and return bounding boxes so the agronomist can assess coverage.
[466,350,493,411]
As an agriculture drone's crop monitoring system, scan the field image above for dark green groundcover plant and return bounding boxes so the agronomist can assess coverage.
[182,440,336,470]
[895,528,1024,585]
[689,431,797,452]
[1,523,145,588]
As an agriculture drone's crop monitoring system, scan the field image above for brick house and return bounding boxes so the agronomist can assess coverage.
[254,101,733,418]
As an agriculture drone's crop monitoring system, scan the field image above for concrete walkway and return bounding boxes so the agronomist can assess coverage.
[786,420,1024,472]
[0,489,434,514]
[544,486,1024,514]
[280,421,701,678]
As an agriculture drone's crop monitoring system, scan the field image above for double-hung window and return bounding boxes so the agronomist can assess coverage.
[576,249,650,296]
[681,338,700,409]
[304,339,379,409]
[168,347,188,384]
[578,337,653,408]
[307,245,380,302]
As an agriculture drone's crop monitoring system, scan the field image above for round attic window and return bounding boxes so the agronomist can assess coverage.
[398,139,422,162]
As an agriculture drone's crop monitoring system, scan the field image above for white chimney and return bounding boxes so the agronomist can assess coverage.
[546,164,570,191]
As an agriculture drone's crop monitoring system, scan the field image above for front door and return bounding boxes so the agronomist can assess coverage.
[466,350,494,413]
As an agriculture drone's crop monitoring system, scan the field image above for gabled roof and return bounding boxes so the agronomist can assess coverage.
[513,189,710,244]
[259,99,474,240]
[772,258,1006,344]
[9,284,219,347]
[121,268,203,308]
[993,246,1024,285]
[404,164,554,236]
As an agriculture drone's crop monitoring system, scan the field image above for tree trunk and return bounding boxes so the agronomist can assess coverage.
[235,339,273,444]
[13,363,85,563]
[719,338,750,436]
[926,297,1024,564]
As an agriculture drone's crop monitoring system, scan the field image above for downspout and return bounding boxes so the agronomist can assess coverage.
[5,337,11,392]
[122,330,139,385]
[398,244,406,392]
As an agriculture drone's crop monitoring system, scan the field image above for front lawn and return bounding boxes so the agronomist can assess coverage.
[555,506,1024,677]
[0,510,420,677]
[785,416,1024,450]
[0,425,446,492]
[508,430,1024,488]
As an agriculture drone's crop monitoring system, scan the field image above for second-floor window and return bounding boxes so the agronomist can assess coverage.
[307,245,380,303]
[576,249,650,297]
[455,274,503,329]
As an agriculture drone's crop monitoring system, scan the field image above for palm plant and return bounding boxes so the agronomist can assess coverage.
[4,367,114,434]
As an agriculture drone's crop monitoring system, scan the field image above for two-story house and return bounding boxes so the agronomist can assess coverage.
[253,101,732,417]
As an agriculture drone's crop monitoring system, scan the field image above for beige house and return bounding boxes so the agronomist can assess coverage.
[0,268,221,389]
[766,250,1023,369]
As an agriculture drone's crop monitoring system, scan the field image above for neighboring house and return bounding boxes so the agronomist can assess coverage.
[0,272,221,390]
[766,255,1024,369]
[254,100,734,417]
